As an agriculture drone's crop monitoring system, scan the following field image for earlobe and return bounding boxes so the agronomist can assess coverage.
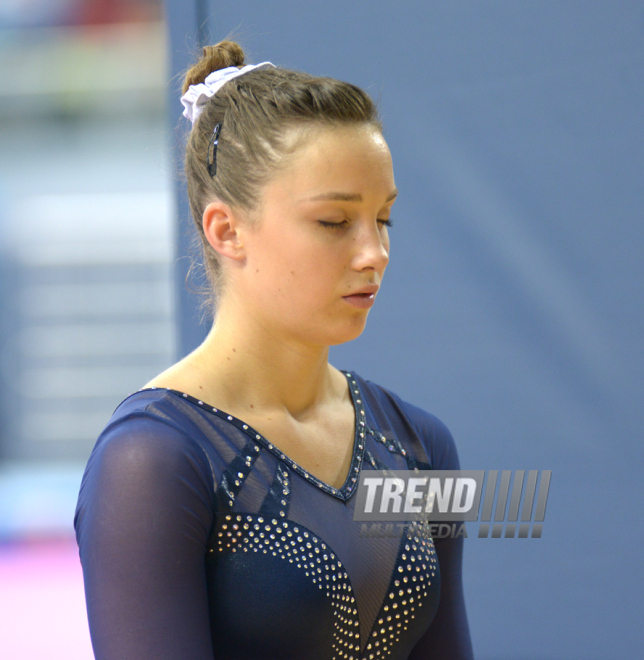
[202,201,245,261]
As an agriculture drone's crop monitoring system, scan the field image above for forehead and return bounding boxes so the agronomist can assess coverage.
[266,124,395,205]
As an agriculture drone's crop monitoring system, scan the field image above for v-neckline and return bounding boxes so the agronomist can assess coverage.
[137,370,368,501]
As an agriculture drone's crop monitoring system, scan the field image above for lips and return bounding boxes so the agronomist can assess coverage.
[342,285,379,309]
[343,285,379,297]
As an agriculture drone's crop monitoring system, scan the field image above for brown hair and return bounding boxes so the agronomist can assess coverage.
[182,40,381,298]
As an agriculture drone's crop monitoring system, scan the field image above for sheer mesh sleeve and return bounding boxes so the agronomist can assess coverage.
[74,413,217,660]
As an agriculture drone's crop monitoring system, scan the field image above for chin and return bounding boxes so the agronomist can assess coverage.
[289,310,370,347]
[326,317,369,346]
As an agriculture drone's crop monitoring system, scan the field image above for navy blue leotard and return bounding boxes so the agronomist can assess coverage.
[74,371,473,659]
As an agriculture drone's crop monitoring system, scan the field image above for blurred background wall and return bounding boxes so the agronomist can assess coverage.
[0,1,171,657]
[1,1,642,659]
[0,0,172,486]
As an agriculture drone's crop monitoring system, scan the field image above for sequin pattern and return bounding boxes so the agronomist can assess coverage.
[216,440,262,510]
[215,515,362,658]
[213,514,438,660]
[361,522,438,659]
[366,425,432,472]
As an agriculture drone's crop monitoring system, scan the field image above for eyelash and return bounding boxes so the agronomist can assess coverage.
[318,219,393,229]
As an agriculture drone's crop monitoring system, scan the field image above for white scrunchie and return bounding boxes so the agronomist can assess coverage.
[180,61,275,124]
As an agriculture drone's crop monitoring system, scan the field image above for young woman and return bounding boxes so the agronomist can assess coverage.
[74,41,473,660]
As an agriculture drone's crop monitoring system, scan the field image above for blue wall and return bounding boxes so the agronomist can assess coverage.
[170,2,644,657]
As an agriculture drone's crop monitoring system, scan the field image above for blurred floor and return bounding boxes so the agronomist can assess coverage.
[0,462,91,657]
[0,461,86,537]
[0,536,93,659]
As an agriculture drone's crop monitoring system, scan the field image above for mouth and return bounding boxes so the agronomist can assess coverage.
[344,285,379,297]
[342,287,378,309]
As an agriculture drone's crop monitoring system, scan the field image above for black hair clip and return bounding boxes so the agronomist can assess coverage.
[207,122,222,177]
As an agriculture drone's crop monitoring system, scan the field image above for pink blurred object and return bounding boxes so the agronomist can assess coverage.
[0,537,94,660]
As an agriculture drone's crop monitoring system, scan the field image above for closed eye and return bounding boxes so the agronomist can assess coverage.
[318,220,350,229]
[318,218,393,229]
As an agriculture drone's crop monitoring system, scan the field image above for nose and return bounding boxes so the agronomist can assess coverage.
[351,219,390,274]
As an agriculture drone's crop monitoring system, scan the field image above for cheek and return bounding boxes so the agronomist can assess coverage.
[286,259,336,294]
[280,252,346,308]
[247,223,347,302]
[272,235,340,275]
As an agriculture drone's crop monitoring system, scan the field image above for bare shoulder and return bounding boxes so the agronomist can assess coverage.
[142,355,201,394]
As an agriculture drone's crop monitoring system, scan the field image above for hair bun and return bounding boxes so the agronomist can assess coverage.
[182,41,246,94]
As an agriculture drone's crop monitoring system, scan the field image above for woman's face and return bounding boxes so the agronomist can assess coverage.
[233,123,396,347]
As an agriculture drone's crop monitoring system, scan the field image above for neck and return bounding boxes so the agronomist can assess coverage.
[187,296,344,419]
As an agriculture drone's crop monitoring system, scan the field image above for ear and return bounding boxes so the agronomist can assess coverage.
[202,201,246,261]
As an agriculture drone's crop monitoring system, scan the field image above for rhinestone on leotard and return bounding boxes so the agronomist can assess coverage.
[215,517,361,659]
[361,522,437,658]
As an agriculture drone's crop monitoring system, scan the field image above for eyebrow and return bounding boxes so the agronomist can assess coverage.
[305,189,398,203]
